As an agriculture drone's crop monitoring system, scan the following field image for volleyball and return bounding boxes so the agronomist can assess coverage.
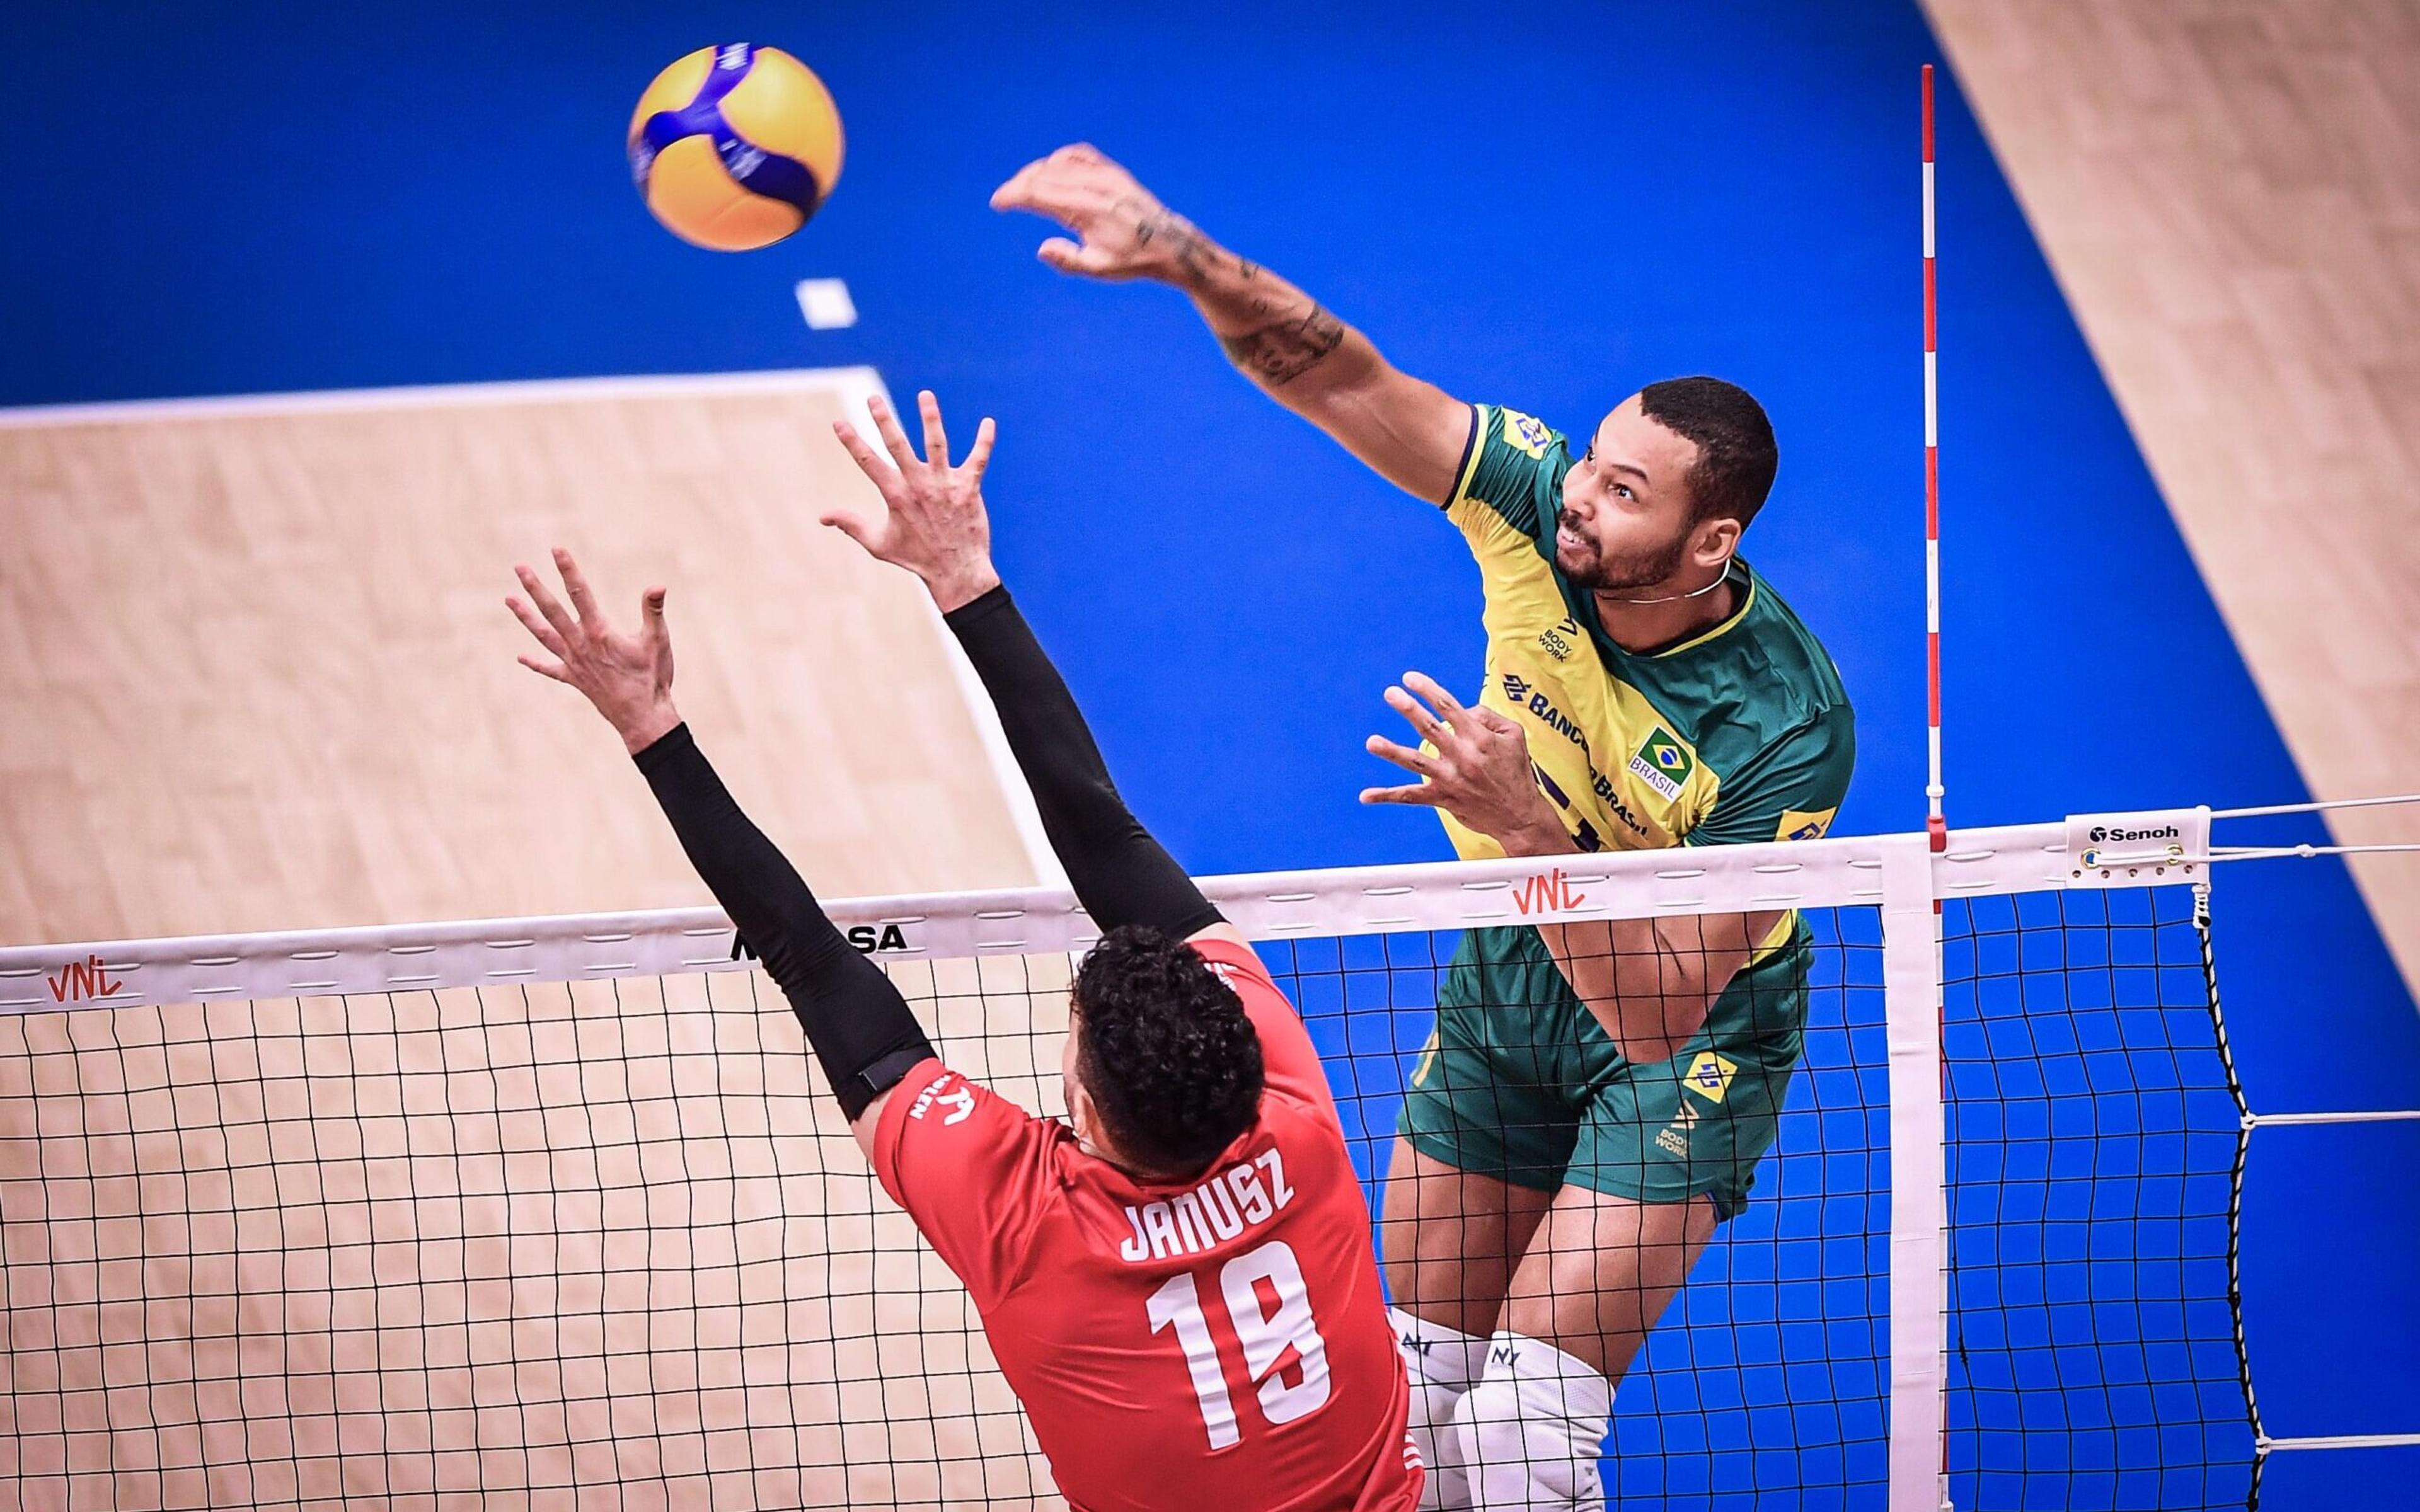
[627,43,844,251]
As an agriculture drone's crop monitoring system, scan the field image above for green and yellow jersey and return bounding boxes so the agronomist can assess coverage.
[1395,403,1856,1213]
[1439,403,1855,863]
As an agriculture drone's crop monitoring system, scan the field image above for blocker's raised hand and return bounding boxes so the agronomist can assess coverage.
[507,547,681,755]
[828,389,1003,612]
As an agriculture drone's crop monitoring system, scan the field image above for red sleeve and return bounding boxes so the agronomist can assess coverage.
[873,1059,1055,1305]
[1187,936,1337,1120]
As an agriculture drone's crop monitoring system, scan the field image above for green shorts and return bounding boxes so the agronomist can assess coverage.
[1399,922,1809,1220]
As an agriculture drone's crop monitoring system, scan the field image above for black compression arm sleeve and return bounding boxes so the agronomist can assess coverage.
[633,723,935,1120]
[943,586,1223,938]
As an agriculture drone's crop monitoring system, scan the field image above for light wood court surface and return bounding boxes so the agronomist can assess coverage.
[0,369,1047,947]
[1923,1,2420,997]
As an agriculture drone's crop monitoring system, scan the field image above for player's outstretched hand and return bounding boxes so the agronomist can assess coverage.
[1362,673,1570,854]
[827,389,1003,614]
[507,547,681,755]
[991,143,1220,285]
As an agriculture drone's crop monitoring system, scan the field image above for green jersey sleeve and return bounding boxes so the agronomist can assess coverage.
[1445,403,1570,543]
[1685,707,1857,848]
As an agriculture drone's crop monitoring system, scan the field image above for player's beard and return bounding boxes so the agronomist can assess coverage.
[1555,515,1691,593]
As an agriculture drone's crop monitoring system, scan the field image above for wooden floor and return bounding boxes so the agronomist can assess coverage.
[0,371,1066,1508]
[1923,0,2420,996]
[0,372,1045,947]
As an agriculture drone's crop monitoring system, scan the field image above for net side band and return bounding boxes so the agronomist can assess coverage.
[0,815,2182,1013]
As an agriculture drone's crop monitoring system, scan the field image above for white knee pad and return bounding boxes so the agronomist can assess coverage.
[1391,1307,1488,1510]
[1450,1331,1613,1510]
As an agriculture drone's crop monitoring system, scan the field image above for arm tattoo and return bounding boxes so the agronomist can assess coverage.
[1220,304,1347,387]
[1126,200,1225,284]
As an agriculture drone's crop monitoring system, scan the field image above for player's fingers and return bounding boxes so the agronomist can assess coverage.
[1403,670,1468,723]
[516,653,572,685]
[1359,783,1444,808]
[817,505,880,552]
[917,389,951,467]
[962,416,998,482]
[1366,734,1441,776]
[831,419,896,489]
[1037,238,1120,276]
[504,593,570,658]
[1472,704,1523,739]
[1382,684,1447,743]
[513,566,580,646]
[553,547,604,630]
[865,394,920,473]
[640,586,667,633]
[989,156,1051,212]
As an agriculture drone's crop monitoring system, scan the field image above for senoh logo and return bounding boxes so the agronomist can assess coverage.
[2087,824,2180,844]
[1512,869,1589,916]
[47,954,122,1004]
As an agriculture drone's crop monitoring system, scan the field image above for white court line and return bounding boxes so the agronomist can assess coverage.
[0,365,892,426]
[0,365,1064,889]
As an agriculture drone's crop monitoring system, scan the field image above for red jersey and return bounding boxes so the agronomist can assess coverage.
[873,935,1422,1512]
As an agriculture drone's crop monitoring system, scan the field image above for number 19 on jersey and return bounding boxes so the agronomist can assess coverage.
[1144,1238,1334,1450]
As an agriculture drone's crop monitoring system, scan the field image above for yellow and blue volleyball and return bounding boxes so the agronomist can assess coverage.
[627,44,844,251]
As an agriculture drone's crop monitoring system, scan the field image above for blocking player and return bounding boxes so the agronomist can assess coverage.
[504,389,1421,1512]
[994,147,1855,1509]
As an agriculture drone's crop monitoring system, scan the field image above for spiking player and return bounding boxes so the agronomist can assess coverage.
[995,147,1855,1509]
[505,389,1421,1512]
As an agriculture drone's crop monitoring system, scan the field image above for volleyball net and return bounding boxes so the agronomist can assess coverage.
[0,808,2406,1510]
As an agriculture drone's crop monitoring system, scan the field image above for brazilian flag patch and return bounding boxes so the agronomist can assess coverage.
[1627,725,1696,801]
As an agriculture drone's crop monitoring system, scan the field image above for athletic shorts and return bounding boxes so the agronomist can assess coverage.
[1398,920,1810,1219]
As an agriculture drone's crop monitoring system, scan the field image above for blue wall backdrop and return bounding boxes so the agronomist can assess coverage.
[8,3,2414,1504]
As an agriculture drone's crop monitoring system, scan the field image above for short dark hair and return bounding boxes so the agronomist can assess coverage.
[1639,376,1779,528]
[1073,925,1265,1174]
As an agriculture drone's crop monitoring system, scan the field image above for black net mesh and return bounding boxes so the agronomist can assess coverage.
[0,890,2254,1509]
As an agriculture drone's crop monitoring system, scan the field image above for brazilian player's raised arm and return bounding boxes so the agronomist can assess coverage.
[504,551,937,1154]
[993,144,1474,507]
[827,391,1224,945]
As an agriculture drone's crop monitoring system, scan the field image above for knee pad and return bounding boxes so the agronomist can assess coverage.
[1392,1307,1487,1509]
[1450,1331,1612,1511]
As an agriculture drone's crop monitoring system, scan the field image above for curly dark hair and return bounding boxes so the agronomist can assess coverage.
[1639,375,1779,529]
[1072,925,1266,1176]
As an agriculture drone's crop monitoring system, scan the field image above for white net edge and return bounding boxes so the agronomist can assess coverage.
[0,815,2176,1014]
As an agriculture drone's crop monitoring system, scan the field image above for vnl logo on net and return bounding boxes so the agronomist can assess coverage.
[45,954,123,1003]
[1511,869,1591,916]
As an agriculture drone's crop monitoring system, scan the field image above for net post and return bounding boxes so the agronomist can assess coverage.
[1882,835,1951,1511]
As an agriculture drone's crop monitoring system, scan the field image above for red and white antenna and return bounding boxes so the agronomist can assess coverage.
[1923,64,1947,854]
